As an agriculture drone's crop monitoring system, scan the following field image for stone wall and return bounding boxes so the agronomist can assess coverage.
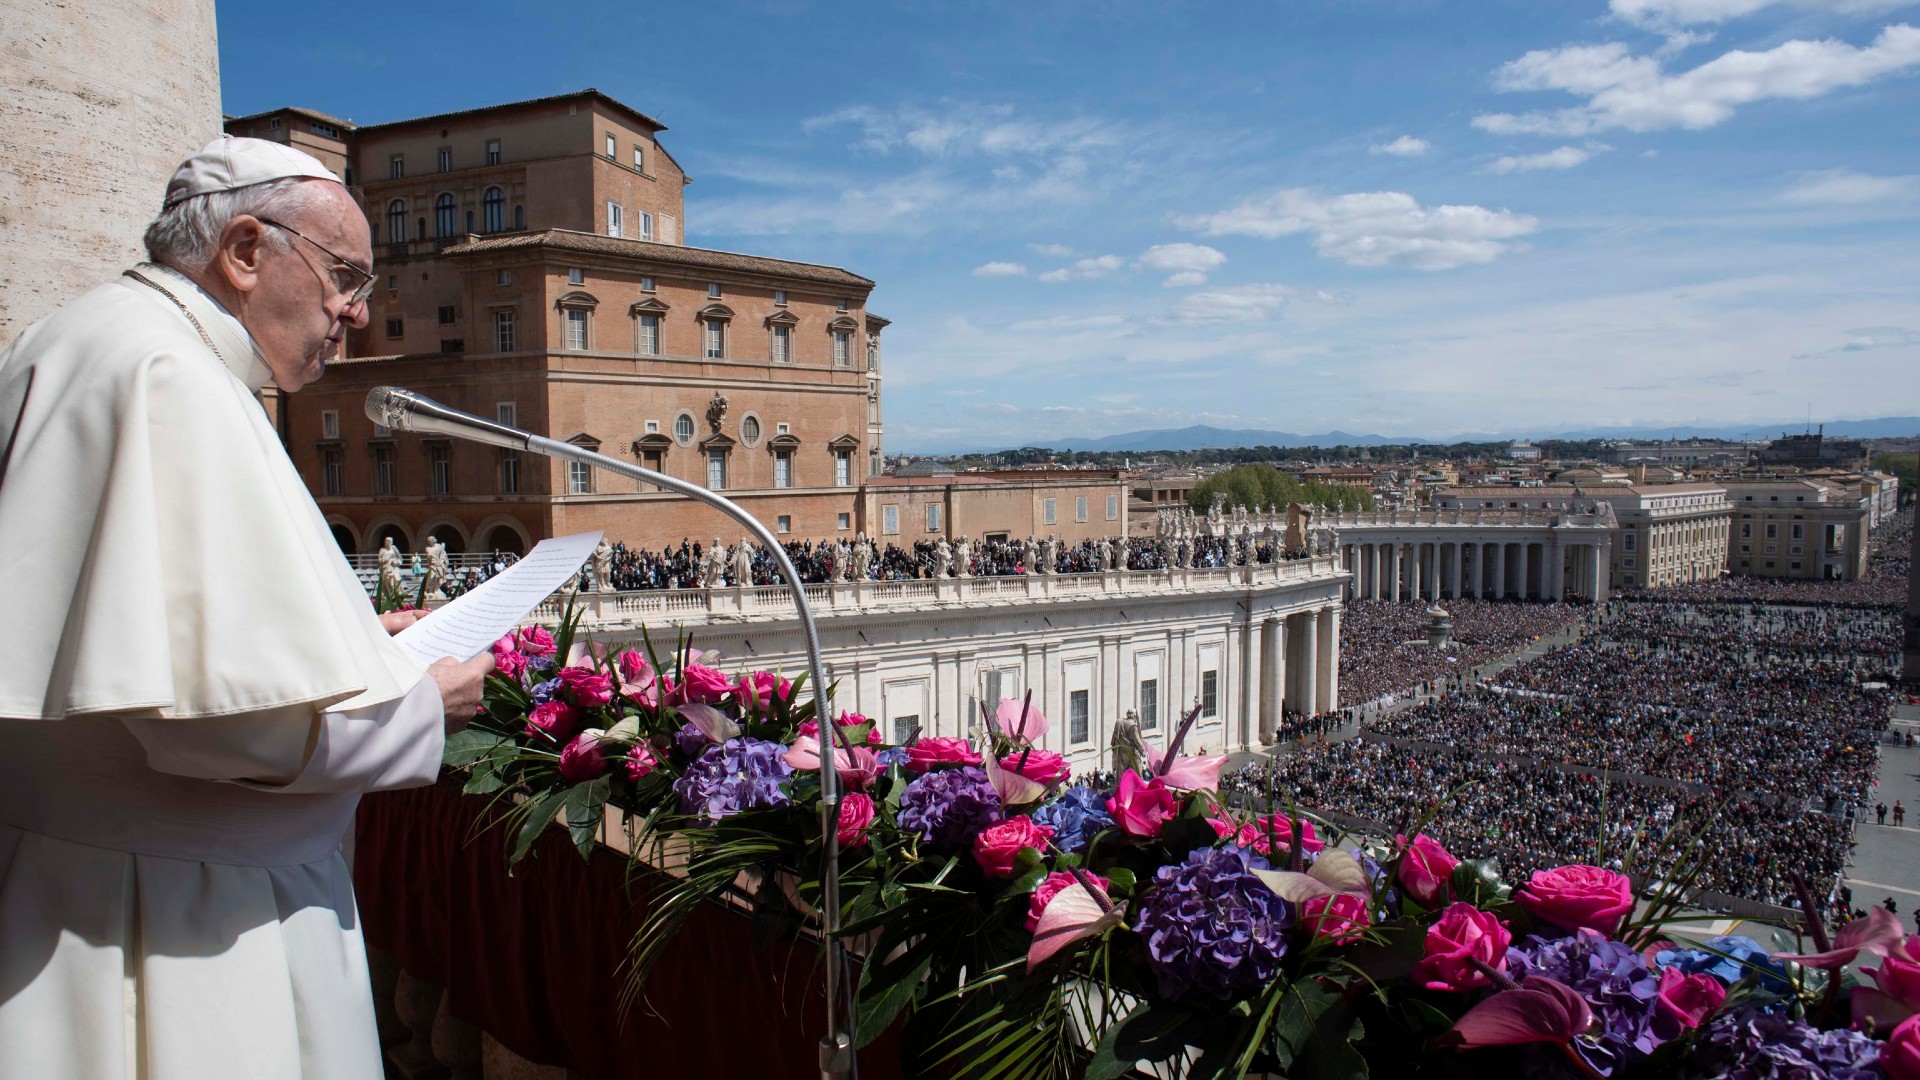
[0,0,222,344]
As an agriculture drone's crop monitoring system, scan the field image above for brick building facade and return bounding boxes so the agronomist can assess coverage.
[226,90,884,556]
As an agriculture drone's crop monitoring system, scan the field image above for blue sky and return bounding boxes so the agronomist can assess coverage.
[219,0,1920,452]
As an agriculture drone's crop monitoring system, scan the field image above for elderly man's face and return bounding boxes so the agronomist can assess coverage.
[240,183,373,391]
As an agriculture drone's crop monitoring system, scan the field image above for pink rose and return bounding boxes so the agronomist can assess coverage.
[1655,967,1726,1030]
[1106,770,1176,839]
[1026,870,1112,931]
[833,711,885,744]
[906,736,983,772]
[971,815,1055,879]
[615,649,653,684]
[999,750,1071,786]
[1516,865,1635,936]
[514,626,556,656]
[1413,902,1513,992]
[1239,815,1325,857]
[837,792,876,848]
[557,666,615,707]
[557,733,609,782]
[1863,940,1920,1022]
[1301,892,1371,945]
[623,743,659,782]
[491,647,529,681]
[733,671,793,714]
[1396,833,1460,907]
[525,701,579,743]
[1886,1014,1920,1080]
[666,663,732,706]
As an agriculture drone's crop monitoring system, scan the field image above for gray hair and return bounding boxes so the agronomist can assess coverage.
[142,177,330,271]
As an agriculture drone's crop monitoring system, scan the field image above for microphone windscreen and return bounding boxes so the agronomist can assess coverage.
[365,386,409,429]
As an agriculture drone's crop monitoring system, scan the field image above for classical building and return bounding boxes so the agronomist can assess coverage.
[1757,429,1868,470]
[225,90,885,557]
[1586,484,1732,589]
[1721,478,1871,581]
[1327,505,1615,604]
[863,469,1129,546]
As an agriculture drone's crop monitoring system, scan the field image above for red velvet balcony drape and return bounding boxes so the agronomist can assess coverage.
[354,779,902,1080]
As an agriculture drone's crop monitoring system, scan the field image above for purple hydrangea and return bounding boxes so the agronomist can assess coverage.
[897,766,1001,849]
[1032,785,1115,853]
[874,746,911,770]
[529,677,563,704]
[674,721,713,762]
[526,655,556,677]
[1685,1007,1885,1080]
[1509,929,1662,1075]
[1133,846,1290,1002]
[1653,935,1792,994]
[672,737,792,823]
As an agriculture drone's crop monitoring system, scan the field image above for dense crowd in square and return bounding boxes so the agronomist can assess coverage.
[1336,598,1594,706]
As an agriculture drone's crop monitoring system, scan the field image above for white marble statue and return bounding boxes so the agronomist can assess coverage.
[731,537,754,586]
[421,535,451,600]
[954,535,972,577]
[592,537,614,592]
[377,536,403,597]
[933,539,952,578]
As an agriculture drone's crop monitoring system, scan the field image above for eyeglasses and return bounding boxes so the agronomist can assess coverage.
[256,217,378,307]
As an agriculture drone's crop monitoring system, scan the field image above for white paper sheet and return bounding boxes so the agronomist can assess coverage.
[392,530,604,665]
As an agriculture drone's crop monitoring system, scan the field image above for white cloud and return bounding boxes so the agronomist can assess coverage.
[1137,242,1228,285]
[1029,242,1075,257]
[1170,284,1296,323]
[1778,167,1920,203]
[1473,25,1920,135]
[1485,143,1612,173]
[1178,189,1540,270]
[1611,0,1917,29]
[1369,135,1431,157]
[1793,324,1920,356]
[803,103,1121,159]
[972,260,1029,277]
[1038,254,1125,282]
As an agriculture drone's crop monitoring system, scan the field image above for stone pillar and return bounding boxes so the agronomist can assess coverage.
[1546,543,1562,601]
[1492,543,1507,599]
[1518,542,1532,601]
[1,0,223,341]
[1408,542,1422,601]
[1259,617,1282,743]
[1298,610,1320,715]
[1386,543,1401,602]
[1591,543,1608,605]
[1448,541,1463,600]
[1316,606,1339,712]
[1370,543,1383,600]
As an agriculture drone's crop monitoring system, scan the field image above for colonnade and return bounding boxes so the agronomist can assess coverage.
[1339,536,1610,604]
[1250,604,1340,742]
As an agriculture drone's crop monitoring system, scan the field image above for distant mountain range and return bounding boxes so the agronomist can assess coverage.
[901,418,1920,456]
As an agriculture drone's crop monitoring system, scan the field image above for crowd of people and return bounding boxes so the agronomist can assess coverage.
[1225,742,1854,908]
[1336,599,1594,706]
[1619,509,1911,609]
[576,533,1307,591]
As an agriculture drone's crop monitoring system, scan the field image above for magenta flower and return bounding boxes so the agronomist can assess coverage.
[1300,892,1371,946]
[1515,865,1635,936]
[905,736,983,772]
[1396,833,1460,907]
[556,666,615,707]
[1143,741,1227,792]
[1026,870,1112,932]
[782,734,881,791]
[622,743,659,782]
[971,815,1055,879]
[557,733,609,782]
[1449,976,1595,1049]
[837,792,876,848]
[1776,906,1906,970]
[1414,902,1514,992]
[1106,769,1177,838]
[1885,1014,1920,1080]
[1655,967,1726,1030]
[733,670,793,715]
[514,626,556,656]
[999,750,1071,786]
[666,663,732,706]
[525,701,580,743]
[1856,935,1920,1030]
[993,697,1049,742]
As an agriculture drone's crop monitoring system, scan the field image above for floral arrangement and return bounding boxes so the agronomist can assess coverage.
[448,612,1920,1080]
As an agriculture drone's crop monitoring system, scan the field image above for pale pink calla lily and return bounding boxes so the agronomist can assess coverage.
[782,735,880,790]
[676,702,741,745]
[983,751,1049,806]
[1775,907,1906,970]
[1252,849,1370,904]
[1450,976,1594,1049]
[993,698,1050,743]
[1026,883,1124,974]
[1143,742,1227,792]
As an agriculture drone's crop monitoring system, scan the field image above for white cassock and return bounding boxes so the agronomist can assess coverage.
[0,264,447,1079]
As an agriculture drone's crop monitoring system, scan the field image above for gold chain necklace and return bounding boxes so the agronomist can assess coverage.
[125,268,228,367]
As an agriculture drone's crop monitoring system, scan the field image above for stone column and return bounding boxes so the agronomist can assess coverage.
[1316,606,1339,712]
[1386,543,1401,602]
[1259,617,1283,743]
[1546,543,1562,601]
[1448,541,1463,600]
[1492,542,1507,599]
[1298,610,1320,715]
[1591,543,1608,604]
[1370,543,1383,600]
[1518,542,1532,601]
[1408,542,1422,601]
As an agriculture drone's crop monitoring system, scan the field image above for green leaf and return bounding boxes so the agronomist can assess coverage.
[854,934,938,1047]
[561,776,611,859]
[1341,917,1427,984]
[1450,858,1510,906]
[462,767,507,795]
[509,786,570,866]
[1084,1000,1208,1080]
[443,728,510,767]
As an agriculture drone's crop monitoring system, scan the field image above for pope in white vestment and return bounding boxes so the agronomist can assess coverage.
[0,138,492,1078]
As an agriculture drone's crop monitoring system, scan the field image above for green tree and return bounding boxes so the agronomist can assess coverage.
[1186,464,1374,514]
[1872,451,1917,493]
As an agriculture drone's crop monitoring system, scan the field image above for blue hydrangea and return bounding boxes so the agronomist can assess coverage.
[1510,930,1662,1075]
[529,677,563,704]
[1032,785,1115,853]
[1685,1006,1884,1080]
[1653,935,1791,994]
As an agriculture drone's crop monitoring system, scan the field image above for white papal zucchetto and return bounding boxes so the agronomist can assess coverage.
[163,134,340,208]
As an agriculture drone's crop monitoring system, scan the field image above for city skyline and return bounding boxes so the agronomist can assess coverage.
[216,0,1920,450]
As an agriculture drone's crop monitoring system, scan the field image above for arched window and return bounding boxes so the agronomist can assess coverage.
[435,193,456,238]
[482,188,506,233]
[386,200,406,243]
[513,204,525,230]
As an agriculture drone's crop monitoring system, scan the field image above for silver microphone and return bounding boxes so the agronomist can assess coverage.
[364,386,531,451]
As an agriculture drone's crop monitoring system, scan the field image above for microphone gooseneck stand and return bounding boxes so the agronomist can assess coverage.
[366,387,856,1080]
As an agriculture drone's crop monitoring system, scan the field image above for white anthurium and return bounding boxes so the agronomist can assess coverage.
[1252,849,1370,904]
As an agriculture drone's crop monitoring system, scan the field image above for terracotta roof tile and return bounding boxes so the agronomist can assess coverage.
[442,229,874,289]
